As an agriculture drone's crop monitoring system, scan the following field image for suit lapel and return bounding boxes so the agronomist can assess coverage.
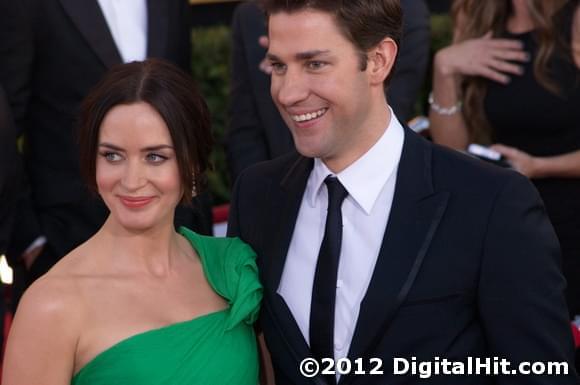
[341,130,449,385]
[264,155,312,291]
[59,0,122,68]
[262,156,315,376]
[146,0,169,58]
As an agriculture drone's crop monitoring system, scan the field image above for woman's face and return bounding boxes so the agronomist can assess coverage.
[96,102,182,232]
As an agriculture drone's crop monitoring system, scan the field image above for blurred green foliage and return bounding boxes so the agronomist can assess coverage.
[191,15,453,205]
[415,14,453,116]
[191,25,231,205]
[431,14,453,53]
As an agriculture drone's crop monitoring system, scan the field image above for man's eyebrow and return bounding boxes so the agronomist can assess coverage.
[266,50,331,62]
[266,53,281,62]
[295,50,331,60]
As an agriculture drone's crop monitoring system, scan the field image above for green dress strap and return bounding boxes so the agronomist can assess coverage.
[71,228,262,385]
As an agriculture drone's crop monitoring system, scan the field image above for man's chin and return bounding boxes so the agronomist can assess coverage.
[293,144,321,159]
[291,134,324,159]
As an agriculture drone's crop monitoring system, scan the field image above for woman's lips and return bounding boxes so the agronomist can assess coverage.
[119,196,154,208]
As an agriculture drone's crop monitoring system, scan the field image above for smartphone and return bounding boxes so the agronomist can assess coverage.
[467,144,511,168]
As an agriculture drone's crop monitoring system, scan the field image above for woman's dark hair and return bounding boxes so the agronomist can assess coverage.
[78,58,213,205]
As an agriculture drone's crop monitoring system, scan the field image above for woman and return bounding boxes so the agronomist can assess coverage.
[430,0,580,316]
[2,59,262,385]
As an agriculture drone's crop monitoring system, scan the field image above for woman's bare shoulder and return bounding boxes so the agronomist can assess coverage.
[6,244,99,356]
[2,268,85,384]
[15,266,85,336]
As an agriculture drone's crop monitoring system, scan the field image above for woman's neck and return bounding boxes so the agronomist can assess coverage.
[95,217,191,277]
[508,0,535,33]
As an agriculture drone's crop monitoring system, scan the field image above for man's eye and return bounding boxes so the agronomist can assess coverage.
[146,153,168,163]
[270,62,287,74]
[100,152,122,162]
[307,61,326,70]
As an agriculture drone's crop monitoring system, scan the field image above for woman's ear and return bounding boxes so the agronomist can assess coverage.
[367,38,398,85]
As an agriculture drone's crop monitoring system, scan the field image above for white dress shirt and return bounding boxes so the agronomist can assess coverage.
[278,107,405,361]
[97,0,148,63]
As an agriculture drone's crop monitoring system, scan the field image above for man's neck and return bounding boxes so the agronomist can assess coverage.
[323,101,391,174]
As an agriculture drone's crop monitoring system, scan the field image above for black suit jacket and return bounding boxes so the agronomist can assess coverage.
[226,1,294,183]
[228,128,577,384]
[0,85,22,255]
[225,0,430,183]
[0,0,210,261]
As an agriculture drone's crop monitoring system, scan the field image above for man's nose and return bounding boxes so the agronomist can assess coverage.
[273,68,309,107]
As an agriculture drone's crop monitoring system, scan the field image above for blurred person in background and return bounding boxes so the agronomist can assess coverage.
[226,0,430,183]
[0,85,21,281]
[0,0,212,310]
[0,84,24,359]
[429,0,580,320]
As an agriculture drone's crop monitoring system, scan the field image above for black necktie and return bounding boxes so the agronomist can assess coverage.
[310,176,348,384]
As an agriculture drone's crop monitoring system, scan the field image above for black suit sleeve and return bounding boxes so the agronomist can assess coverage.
[0,86,20,255]
[387,0,430,122]
[0,0,34,129]
[0,0,43,258]
[176,0,192,72]
[226,3,271,184]
[226,168,244,238]
[479,173,577,383]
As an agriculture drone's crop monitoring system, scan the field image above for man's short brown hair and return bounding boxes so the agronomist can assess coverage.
[261,0,402,83]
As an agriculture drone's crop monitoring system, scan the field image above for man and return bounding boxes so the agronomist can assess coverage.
[227,1,577,384]
[0,0,212,307]
[226,0,429,182]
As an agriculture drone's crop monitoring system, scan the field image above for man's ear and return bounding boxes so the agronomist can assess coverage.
[367,38,398,85]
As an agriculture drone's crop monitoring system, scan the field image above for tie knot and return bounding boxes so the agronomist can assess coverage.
[324,176,348,207]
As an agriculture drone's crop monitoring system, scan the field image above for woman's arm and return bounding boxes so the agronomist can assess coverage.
[429,50,470,150]
[2,277,81,385]
[430,32,529,150]
[491,145,580,178]
[257,331,276,385]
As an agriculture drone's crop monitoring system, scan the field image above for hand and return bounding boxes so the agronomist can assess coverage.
[435,32,529,84]
[21,243,44,270]
[258,35,272,75]
[491,144,538,178]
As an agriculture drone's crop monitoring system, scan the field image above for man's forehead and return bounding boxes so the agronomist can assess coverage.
[267,10,349,57]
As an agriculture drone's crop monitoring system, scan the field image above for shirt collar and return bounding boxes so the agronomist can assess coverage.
[307,107,405,214]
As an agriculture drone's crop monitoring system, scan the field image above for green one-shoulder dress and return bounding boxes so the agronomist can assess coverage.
[71,228,262,385]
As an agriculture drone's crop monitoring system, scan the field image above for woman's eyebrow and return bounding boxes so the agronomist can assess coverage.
[98,143,174,151]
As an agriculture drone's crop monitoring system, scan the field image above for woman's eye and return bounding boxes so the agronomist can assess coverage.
[146,153,167,163]
[100,152,122,162]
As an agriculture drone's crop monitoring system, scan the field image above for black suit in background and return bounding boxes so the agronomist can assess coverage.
[0,83,23,357]
[0,0,212,307]
[228,128,577,384]
[0,85,21,257]
[226,0,430,183]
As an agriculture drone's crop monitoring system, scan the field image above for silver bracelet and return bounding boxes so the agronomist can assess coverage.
[428,91,462,116]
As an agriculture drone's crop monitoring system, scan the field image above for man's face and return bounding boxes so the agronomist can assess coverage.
[267,9,378,172]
